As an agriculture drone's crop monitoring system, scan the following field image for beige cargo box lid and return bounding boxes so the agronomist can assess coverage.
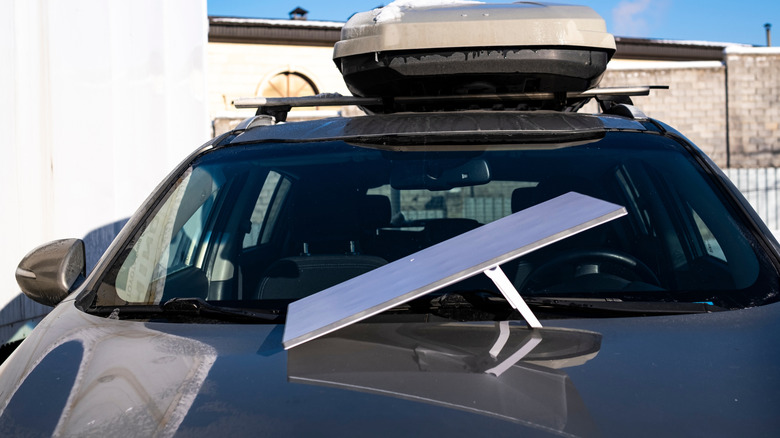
[334,2,616,59]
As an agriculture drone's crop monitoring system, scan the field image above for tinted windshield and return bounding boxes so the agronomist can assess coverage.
[92,132,778,313]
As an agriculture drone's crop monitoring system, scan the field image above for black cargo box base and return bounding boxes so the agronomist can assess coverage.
[337,47,612,98]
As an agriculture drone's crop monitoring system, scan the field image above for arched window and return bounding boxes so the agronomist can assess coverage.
[258,72,318,98]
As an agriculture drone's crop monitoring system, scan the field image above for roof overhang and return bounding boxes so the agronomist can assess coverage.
[207,16,745,62]
[208,17,342,46]
[613,37,743,61]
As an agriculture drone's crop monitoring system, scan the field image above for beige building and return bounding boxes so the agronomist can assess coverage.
[206,13,780,170]
[208,15,352,134]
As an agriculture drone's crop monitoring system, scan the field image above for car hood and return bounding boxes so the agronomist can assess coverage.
[1,301,779,437]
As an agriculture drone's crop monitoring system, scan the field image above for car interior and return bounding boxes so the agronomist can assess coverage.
[97,133,774,314]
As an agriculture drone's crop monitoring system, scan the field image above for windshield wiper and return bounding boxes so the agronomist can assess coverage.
[88,297,283,323]
[524,296,726,315]
[162,298,283,322]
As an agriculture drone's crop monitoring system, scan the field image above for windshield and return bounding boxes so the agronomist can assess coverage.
[91,132,778,316]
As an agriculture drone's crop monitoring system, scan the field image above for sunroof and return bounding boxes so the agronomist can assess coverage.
[282,192,626,349]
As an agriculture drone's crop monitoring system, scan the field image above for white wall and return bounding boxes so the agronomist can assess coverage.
[0,0,210,344]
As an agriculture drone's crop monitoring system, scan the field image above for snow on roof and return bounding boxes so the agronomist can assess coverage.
[373,0,485,23]
[618,37,751,48]
[724,46,780,55]
[209,17,345,29]
[607,60,724,71]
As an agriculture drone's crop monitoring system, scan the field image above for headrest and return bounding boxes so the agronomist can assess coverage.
[292,186,360,245]
[360,195,391,231]
[512,178,598,213]
[511,186,537,213]
[256,255,387,300]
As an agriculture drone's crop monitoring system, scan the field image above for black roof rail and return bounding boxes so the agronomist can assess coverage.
[233,86,668,121]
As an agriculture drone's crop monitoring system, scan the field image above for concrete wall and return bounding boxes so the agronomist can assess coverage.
[0,0,210,345]
[726,48,780,168]
[598,61,728,165]
[596,48,780,169]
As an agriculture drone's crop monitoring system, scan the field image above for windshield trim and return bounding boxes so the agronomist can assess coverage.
[229,112,639,146]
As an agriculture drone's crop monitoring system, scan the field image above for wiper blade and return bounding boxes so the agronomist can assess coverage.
[524,296,726,315]
[88,298,282,323]
[161,298,282,322]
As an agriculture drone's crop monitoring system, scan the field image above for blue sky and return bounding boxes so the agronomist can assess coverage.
[207,0,779,46]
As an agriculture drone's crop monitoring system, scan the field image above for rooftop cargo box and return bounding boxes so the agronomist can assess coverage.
[334,2,616,99]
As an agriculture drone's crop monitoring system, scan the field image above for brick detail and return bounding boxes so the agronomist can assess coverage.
[726,52,780,168]
[597,52,780,168]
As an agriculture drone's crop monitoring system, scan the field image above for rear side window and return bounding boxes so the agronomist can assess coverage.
[691,209,727,262]
[242,171,292,249]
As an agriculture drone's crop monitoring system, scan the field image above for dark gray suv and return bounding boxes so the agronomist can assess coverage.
[3,3,779,436]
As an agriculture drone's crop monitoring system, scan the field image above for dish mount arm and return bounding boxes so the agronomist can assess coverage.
[484,265,542,328]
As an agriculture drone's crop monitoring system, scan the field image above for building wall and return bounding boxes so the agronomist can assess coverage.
[207,42,351,133]
[595,49,780,169]
[595,61,728,165]
[206,42,779,170]
[726,48,780,168]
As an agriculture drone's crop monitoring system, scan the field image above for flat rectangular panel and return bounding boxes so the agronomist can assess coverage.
[282,192,626,349]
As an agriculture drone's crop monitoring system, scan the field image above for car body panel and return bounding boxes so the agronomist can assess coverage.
[1,298,778,437]
[5,111,777,436]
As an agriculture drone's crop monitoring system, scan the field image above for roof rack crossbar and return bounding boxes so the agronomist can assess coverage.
[232,87,668,111]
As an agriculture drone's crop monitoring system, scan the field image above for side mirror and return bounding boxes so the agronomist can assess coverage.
[15,239,86,307]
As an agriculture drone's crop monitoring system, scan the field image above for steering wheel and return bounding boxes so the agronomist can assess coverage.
[522,249,661,292]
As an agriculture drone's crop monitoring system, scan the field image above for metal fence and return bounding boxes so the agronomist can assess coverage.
[394,169,780,233]
[724,168,780,232]
[464,197,513,224]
